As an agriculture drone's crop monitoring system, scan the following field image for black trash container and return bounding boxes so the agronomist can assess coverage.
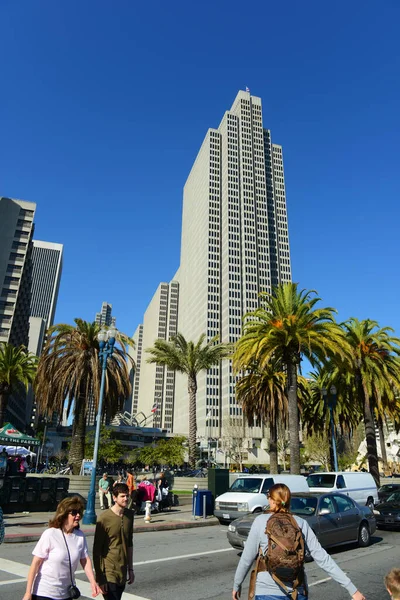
[40,478,57,508]
[0,477,11,506]
[208,468,230,499]
[55,477,70,503]
[24,477,42,504]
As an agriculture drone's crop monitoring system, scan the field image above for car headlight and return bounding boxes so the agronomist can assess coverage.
[215,502,220,510]
[373,509,380,515]
[228,524,236,532]
[237,502,249,511]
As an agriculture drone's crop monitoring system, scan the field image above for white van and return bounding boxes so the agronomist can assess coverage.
[214,474,309,523]
[307,472,378,508]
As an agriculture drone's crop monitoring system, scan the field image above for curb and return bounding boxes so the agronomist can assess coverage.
[4,518,219,543]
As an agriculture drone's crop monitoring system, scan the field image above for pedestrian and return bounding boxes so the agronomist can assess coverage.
[23,496,100,600]
[0,505,4,544]
[232,483,366,600]
[98,472,112,510]
[93,482,134,600]
[126,469,137,511]
[385,568,400,599]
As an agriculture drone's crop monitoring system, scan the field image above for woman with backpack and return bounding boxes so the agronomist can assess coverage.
[232,483,366,600]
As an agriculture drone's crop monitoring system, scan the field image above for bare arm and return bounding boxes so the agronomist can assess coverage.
[80,556,101,597]
[23,556,44,600]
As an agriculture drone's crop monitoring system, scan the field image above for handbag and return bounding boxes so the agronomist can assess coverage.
[61,530,81,600]
[248,547,267,600]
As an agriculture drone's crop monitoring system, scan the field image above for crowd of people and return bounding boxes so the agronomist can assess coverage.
[98,470,171,513]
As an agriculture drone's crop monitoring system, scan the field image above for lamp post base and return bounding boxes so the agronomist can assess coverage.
[82,491,97,525]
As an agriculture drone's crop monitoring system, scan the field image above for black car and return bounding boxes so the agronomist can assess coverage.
[374,491,400,529]
[378,484,400,503]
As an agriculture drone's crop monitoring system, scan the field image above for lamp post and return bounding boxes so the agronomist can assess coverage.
[322,385,339,472]
[206,409,213,466]
[82,326,117,525]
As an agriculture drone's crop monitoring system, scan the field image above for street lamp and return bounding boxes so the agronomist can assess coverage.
[322,385,339,472]
[82,326,117,524]
[206,409,213,466]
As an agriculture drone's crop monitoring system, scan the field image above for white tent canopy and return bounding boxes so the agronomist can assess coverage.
[5,446,36,457]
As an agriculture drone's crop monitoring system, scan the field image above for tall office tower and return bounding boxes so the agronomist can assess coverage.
[30,241,63,329]
[0,197,36,428]
[28,240,63,429]
[174,90,291,456]
[134,281,179,430]
[0,197,36,347]
[95,302,116,327]
[130,324,143,416]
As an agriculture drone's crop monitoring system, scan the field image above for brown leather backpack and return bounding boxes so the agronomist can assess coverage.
[265,512,306,599]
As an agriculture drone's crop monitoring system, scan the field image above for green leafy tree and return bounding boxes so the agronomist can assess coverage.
[85,425,124,463]
[133,436,187,467]
[146,333,231,467]
[0,343,38,427]
[303,433,331,470]
[35,319,134,473]
[234,283,348,474]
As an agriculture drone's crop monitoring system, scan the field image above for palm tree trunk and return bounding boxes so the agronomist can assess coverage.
[269,414,278,474]
[287,360,300,474]
[362,385,380,487]
[188,374,197,468]
[377,416,388,468]
[0,391,9,428]
[69,397,87,474]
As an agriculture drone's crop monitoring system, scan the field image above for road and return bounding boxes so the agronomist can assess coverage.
[0,524,399,600]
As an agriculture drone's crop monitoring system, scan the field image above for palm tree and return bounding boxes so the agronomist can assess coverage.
[35,319,133,473]
[146,333,231,467]
[234,283,348,474]
[235,362,287,473]
[0,343,38,427]
[338,318,400,486]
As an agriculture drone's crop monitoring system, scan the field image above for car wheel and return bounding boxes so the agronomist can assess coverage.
[253,507,262,514]
[358,522,371,547]
[366,497,374,511]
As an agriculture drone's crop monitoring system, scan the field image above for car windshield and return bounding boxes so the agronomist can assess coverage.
[380,485,397,492]
[307,474,336,488]
[229,478,263,493]
[290,496,318,516]
[386,492,400,504]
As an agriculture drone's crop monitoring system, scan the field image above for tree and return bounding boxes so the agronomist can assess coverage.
[35,319,133,473]
[132,436,187,468]
[0,343,38,427]
[219,423,249,471]
[85,426,124,463]
[234,283,348,474]
[337,318,400,486]
[235,361,287,474]
[303,433,331,470]
[146,333,231,467]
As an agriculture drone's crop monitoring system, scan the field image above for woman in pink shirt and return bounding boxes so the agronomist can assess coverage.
[23,496,101,600]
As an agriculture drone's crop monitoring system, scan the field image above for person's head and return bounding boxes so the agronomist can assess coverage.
[385,569,400,599]
[49,496,84,530]
[102,472,108,479]
[113,482,129,508]
[267,483,291,513]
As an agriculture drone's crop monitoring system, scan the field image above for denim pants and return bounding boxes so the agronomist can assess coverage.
[255,595,307,600]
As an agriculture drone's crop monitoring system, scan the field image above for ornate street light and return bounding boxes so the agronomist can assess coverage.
[82,326,117,524]
[322,385,339,472]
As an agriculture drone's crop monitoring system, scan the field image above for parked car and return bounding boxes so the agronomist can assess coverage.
[306,471,378,509]
[214,474,309,524]
[227,492,376,551]
[378,483,400,503]
[374,490,400,529]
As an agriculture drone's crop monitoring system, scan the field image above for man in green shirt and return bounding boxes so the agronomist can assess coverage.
[93,482,134,600]
[98,472,112,510]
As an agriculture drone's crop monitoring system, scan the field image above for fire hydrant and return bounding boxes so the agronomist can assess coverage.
[144,500,152,523]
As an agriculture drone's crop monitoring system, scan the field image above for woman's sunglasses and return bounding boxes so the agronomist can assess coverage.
[69,509,81,516]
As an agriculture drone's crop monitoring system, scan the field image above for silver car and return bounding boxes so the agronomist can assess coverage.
[227,492,376,551]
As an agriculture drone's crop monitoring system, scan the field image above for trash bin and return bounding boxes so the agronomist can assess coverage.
[55,478,70,503]
[40,478,57,508]
[0,477,11,506]
[8,476,26,504]
[24,477,42,504]
[208,468,230,499]
[193,490,213,517]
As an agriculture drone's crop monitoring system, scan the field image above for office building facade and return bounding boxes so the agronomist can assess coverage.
[95,302,116,327]
[30,240,63,329]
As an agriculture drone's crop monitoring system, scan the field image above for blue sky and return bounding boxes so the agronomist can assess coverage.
[1,1,400,340]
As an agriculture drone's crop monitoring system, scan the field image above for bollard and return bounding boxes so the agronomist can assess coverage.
[144,500,152,523]
[192,483,198,518]
[203,493,206,519]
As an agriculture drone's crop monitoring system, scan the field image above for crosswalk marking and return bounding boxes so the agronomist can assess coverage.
[0,558,151,600]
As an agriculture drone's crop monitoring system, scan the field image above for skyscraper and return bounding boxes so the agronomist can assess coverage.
[95,302,116,327]
[133,91,291,461]
[174,90,291,446]
[30,240,63,329]
[0,197,36,349]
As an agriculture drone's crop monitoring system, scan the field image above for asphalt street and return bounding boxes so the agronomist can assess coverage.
[0,524,399,600]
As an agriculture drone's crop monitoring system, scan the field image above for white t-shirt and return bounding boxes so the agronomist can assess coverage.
[32,527,89,599]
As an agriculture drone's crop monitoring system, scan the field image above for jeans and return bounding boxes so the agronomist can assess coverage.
[32,596,71,600]
[255,595,307,600]
[102,582,125,600]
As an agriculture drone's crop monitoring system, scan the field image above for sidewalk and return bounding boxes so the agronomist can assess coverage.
[3,503,219,543]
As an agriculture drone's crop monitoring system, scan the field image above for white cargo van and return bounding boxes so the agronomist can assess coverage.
[307,472,378,508]
[214,474,309,523]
